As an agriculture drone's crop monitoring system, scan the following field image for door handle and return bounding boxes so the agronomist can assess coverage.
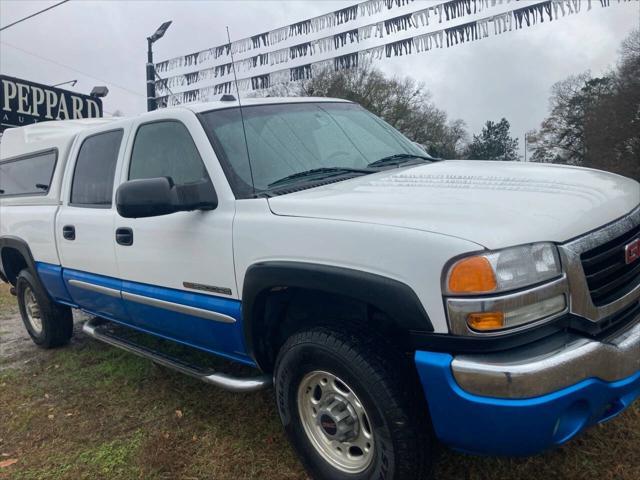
[115,227,134,246]
[62,225,75,240]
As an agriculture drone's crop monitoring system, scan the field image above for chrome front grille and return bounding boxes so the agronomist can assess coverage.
[559,206,640,323]
[581,223,640,306]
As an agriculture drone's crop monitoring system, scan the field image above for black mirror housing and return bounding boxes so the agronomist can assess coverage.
[116,177,177,218]
[116,177,217,218]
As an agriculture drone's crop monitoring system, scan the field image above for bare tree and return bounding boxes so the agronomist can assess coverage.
[530,72,593,165]
[531,29,639,181]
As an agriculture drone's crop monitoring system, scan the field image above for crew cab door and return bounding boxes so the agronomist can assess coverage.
[113,111,246,361]
[56,125,130,321]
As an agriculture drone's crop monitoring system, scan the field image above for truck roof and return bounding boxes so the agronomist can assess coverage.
[0,117,120,160]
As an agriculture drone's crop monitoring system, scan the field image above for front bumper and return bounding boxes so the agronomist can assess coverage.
[452,313,640,398]
[415,318,640,456]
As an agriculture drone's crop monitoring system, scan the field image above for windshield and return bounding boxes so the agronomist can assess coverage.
[200,102,427,195]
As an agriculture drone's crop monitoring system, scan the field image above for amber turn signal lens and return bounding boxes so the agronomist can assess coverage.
[447,256,497,294]
[467,312,505,331]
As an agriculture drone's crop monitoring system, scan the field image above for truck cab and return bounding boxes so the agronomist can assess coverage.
[1,97,639,480]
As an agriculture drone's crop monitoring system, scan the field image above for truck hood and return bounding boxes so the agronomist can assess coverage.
[267,160,640,249]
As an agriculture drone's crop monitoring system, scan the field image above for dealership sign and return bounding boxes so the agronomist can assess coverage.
[1,75,102,131]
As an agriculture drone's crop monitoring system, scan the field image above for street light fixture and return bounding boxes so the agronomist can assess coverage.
[147,21,172,112]
[90,86,109,98]
[149,21,172,43]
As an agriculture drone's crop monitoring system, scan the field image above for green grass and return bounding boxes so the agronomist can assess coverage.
[9,432,145,480]
[76,433,144,477]
[0,281,638,479]
[0,335,303,480]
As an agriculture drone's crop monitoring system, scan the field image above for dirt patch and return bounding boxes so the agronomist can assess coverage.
[0,283,89,371]
[0,282,36,370]
[0,282,639,479]
[0,292,29,369]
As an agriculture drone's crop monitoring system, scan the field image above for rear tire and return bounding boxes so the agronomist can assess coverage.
[16,269,73,349]
[274,326,432,480]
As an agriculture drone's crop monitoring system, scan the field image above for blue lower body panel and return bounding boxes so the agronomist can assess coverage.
[36,263,73,304]
[36,262,254,367]
[120,279,251,365]
[63,268,129,320]
[415,351,640,456]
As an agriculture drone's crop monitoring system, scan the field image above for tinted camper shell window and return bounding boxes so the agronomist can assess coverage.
[0,150,58,197]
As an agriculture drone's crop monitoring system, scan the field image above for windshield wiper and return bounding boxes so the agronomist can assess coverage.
[268,167,373,189]
[367,153,435,168]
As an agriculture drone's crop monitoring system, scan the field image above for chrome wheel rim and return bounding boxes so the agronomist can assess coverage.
[23,286,43,334]
[297,370,374,473]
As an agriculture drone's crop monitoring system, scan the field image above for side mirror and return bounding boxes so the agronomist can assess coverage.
[116,177,217,219]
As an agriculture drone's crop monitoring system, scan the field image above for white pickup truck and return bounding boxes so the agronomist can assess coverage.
[1,97,639,480]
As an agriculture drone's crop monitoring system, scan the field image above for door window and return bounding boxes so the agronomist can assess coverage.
[70,130,123,207]
[129,121,209,185]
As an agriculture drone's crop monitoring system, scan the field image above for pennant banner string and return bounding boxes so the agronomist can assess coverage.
[157,0,628,106]
[155,0,523,78]
[156,0,523,89]
[157,0,378,74]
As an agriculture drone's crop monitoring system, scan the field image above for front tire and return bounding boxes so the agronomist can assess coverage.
[274,327,432,480]
[16,269,73,348]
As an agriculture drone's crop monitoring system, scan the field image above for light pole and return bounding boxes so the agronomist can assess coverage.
[146,21,172,112]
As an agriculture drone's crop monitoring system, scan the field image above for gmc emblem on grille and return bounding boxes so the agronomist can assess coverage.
[626,238,640,265]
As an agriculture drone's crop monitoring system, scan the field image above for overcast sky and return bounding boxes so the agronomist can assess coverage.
[1,0,638,157]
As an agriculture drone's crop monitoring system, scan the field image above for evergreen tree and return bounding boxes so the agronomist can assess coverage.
[465,118,520,161]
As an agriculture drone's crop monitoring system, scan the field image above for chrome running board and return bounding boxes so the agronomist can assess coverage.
[82,317,271,392]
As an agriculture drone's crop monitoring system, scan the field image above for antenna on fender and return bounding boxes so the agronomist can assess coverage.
[226,26,256,197]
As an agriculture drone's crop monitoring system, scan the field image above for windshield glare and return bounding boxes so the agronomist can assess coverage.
[200,102,426,194]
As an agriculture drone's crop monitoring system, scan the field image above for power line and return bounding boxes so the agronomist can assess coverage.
[0,0,71,32]
[0,41,144,98]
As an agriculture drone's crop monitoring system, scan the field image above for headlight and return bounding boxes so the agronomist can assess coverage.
[445,243,562,295]
[444,243,567,335]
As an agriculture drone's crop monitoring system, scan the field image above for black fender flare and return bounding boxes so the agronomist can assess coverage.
[0,236,43,288]
[241,261,433,368]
